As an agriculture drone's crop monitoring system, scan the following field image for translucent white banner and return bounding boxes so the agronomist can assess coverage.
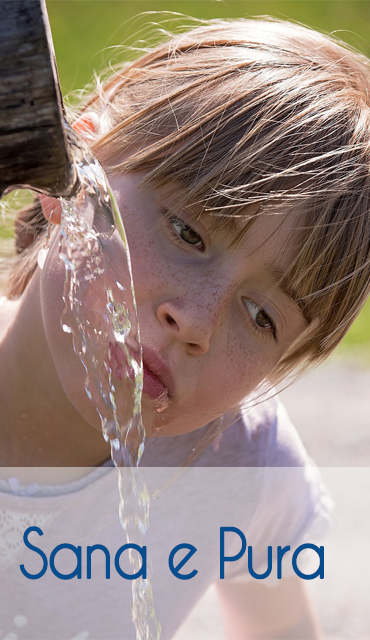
[0,467,368,639]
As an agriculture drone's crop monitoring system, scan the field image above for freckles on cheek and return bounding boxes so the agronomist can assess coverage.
[126,228,163,281]
[133,252,183,304]
[221,335,269,401]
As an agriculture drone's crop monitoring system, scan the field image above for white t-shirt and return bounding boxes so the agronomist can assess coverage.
[0,396,331,640]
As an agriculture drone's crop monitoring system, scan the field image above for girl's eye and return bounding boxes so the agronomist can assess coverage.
[243,298,278,343]
[169,215,205,251]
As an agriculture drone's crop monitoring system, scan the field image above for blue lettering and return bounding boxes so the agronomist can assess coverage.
[292,544,324,580]
[248,545,272,579]
[20,526,48,580]
[277,545,291,579]
[169,543,198,580]
[50,544,82,580]
[87,544,111,579]
[115,544,147,580]
[220,527,246,579]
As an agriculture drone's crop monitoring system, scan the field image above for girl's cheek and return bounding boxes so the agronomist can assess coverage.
[220,338,273,403]
[40,236,66,316]
[129,243,170,303]
[39,238,107,430]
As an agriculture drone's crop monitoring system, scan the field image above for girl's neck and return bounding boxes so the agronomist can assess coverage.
[0,275,111,467]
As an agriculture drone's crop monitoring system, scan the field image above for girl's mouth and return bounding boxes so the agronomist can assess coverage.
[142,347,174,411]
[108,341,174,411]
[142,362,168,400]
[142,363,170,412]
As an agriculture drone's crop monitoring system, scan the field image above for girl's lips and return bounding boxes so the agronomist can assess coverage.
[141,347,175,403]
[142,363,168,400]
[108,341,174,407]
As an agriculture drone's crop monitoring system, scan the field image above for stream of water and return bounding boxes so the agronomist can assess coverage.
[58,125,161,640]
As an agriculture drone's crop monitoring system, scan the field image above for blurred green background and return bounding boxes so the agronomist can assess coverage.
[2,0,370,357]
[45,0,370,95]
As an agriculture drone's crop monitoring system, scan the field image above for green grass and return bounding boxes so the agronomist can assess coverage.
[0,224,13,241]
[0,190,34,240]
[0,190,34,294]
[337,300,370,359]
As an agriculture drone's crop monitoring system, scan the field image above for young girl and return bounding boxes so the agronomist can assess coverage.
[1,16,369,639]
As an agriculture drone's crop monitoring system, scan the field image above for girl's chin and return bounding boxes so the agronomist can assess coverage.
[140,401,169,437]
[142,407,208,438]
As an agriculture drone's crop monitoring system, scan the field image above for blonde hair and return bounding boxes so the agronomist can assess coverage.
[8,17,370,381]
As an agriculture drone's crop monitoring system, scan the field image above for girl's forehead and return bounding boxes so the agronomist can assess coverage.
[235,208,299,254]
[230,210,300,275]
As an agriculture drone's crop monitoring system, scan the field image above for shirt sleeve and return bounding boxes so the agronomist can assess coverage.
[223,399,333,584]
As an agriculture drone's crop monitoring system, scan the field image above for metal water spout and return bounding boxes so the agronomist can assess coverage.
[0,0,77,198]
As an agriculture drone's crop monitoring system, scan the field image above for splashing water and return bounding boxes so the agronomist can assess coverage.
[59,124,161,640]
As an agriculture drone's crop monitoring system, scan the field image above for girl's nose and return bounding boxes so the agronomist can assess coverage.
[156,299,219,355]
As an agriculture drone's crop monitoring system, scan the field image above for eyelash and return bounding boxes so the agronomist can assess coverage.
[243,299,279,344]
[160,208,205,252]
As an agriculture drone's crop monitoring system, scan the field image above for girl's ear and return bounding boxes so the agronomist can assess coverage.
[39,194,62,225]
[72,112,100,141]
[39,112,101,224]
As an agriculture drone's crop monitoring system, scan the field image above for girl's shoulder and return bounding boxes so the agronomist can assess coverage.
[194,392,308,468]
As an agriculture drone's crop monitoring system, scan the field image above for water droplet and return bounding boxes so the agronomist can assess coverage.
[13,615,27,628]
[37,247,49,270]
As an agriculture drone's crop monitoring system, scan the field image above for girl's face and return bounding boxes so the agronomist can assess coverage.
[41,170,307,438]
[104,172,307,436]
